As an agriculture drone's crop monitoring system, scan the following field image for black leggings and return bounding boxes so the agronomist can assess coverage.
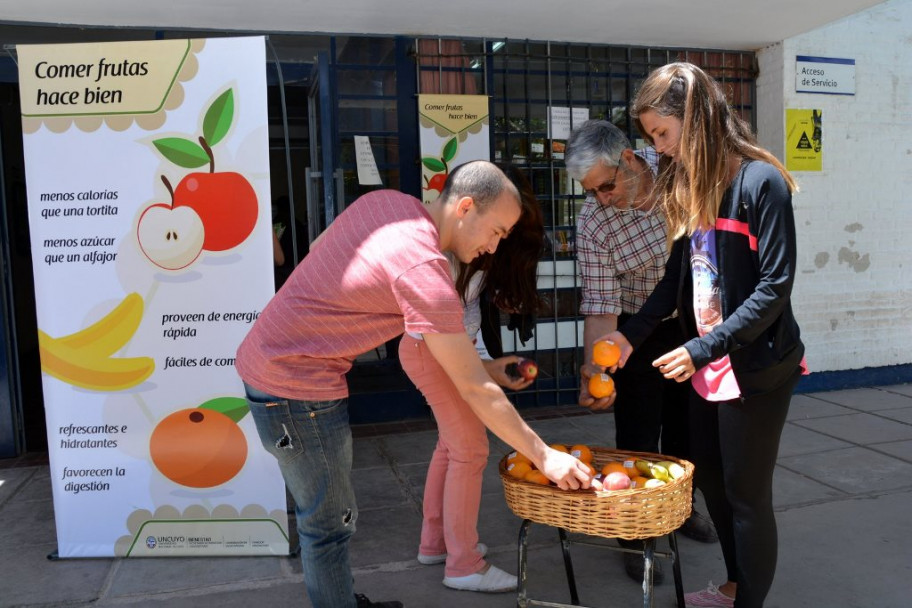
[689,370,800,608]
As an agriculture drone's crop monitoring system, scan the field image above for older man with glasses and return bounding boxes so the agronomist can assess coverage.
[566,119,718,585]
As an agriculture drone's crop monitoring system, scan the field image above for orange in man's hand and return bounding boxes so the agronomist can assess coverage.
[593,340,621,367]
[588,373,615,399]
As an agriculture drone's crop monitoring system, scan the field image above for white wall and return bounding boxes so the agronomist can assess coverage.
[756,0,912,373]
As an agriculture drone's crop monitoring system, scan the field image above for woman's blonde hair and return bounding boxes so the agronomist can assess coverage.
[631,62,797,239]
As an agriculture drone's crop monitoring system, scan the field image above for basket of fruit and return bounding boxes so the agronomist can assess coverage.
[499,445,694,540]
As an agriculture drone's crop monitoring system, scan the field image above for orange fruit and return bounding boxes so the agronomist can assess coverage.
[550,443,569,453]
[588,373,615,399]
[523,470,551,485]
[570,444,593,463]
[150,408,247,488]
[507,450,532,465]
[621,459,639,478]
[506,461,532,479]
[592,340,621,367]
[630,475,651,489]
[601,462,628,477]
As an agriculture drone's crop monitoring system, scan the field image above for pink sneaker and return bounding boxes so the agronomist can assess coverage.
[684,581,735,607]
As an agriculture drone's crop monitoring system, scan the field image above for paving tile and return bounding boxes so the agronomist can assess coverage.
[879,383,912,397]
[351,437,386,470]
[373,430,439,465]
[787,393,855,420]
[772,464,847,508]
[777,446,912,494]
[810,387,912,412]
[348,502,422,568]
[792,412,912,445]
[0,466,38,505]
[352,466,413,509]
[871,439,912,463]
[108,553,287,597]
[0,542,110,605]
[0,497,58,546]
[777,421,852,457]
[873,407,912,425]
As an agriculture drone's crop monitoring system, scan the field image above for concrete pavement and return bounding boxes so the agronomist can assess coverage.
[1,384,911,607]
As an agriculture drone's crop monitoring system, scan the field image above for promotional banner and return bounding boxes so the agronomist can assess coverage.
[18,37,288,557]
[418,94,490,204]
[785,108,823,171]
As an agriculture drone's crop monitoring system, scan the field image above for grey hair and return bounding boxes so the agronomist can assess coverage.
[564,120,632,181]
[439,160,519,211]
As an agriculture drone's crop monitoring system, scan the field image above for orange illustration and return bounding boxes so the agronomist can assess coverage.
[149,397,249,488]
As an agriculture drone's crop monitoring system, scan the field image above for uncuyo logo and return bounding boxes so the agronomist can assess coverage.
[145,536,157,549]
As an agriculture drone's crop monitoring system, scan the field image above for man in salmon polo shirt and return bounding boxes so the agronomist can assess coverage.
[235,161,593,608]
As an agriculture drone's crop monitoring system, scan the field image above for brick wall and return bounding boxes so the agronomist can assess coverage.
[756,0,912,373]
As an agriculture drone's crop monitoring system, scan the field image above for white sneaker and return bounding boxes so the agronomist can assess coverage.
[443,564,517,593]
[417,542,487,565]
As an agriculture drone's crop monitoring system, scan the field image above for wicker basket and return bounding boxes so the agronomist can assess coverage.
[499,447,693,540]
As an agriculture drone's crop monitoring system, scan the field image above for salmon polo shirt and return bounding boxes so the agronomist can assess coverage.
[235,190,465,401]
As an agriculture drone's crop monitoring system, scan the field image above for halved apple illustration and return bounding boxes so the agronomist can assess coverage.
[137,176,205,270]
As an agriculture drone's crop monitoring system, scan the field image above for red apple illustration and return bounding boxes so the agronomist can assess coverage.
[516,358,539,381]
[152,88,258,253]
[136,176,204,270]
[173,145,258,252]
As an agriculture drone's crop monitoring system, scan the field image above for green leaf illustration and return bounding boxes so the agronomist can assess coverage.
[152,137,210,169]
[422,157,446,172]
[202,89,234,147]
[198,396,249,422]
[442,137,458,162]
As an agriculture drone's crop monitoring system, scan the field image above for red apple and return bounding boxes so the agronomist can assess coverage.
[136,203,204,270]
[516,358,538,381]
[604,471,632,491]
[174,171,258,252]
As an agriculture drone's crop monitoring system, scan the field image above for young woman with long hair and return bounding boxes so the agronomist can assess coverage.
[600,62,806,608]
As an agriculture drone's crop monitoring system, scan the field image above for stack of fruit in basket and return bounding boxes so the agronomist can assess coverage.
[596,457,686,493]
[504,443,596,487]
[504,443,685,494]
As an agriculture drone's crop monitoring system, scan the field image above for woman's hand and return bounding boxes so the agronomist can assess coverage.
[483,356,534,391]
[653,346,696,382]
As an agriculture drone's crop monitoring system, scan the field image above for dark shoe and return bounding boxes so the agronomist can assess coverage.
[622,550,664,585]
[679,510,718,544]
[355,593,403,608]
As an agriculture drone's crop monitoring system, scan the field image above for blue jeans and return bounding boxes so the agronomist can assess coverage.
[244,383,358,608]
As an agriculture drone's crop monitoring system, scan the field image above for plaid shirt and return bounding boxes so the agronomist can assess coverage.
[576,148,668,317]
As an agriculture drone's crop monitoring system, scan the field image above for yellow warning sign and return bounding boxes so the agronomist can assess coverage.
[785,109,822,171]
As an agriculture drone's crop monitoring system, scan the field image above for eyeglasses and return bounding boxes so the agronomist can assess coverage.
[583,161,622,199]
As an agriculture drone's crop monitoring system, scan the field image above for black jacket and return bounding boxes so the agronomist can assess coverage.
[620,160,804,398]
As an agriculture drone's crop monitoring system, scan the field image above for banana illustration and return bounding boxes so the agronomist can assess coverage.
[37,293,154,392]
[55,292,144,357]
[38,331,154,391]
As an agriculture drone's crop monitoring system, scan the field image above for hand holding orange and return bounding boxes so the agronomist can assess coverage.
[588,373,615,399]
[592,340,621,367]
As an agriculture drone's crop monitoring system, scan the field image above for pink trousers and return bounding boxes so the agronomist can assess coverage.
[399,334,489,577]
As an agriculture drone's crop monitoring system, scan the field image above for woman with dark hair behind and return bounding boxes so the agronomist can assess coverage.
[399,163,544,593]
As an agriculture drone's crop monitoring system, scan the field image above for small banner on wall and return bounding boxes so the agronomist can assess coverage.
[17,36,288,558]
[418,94,490,204]
[785,108,822,171]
